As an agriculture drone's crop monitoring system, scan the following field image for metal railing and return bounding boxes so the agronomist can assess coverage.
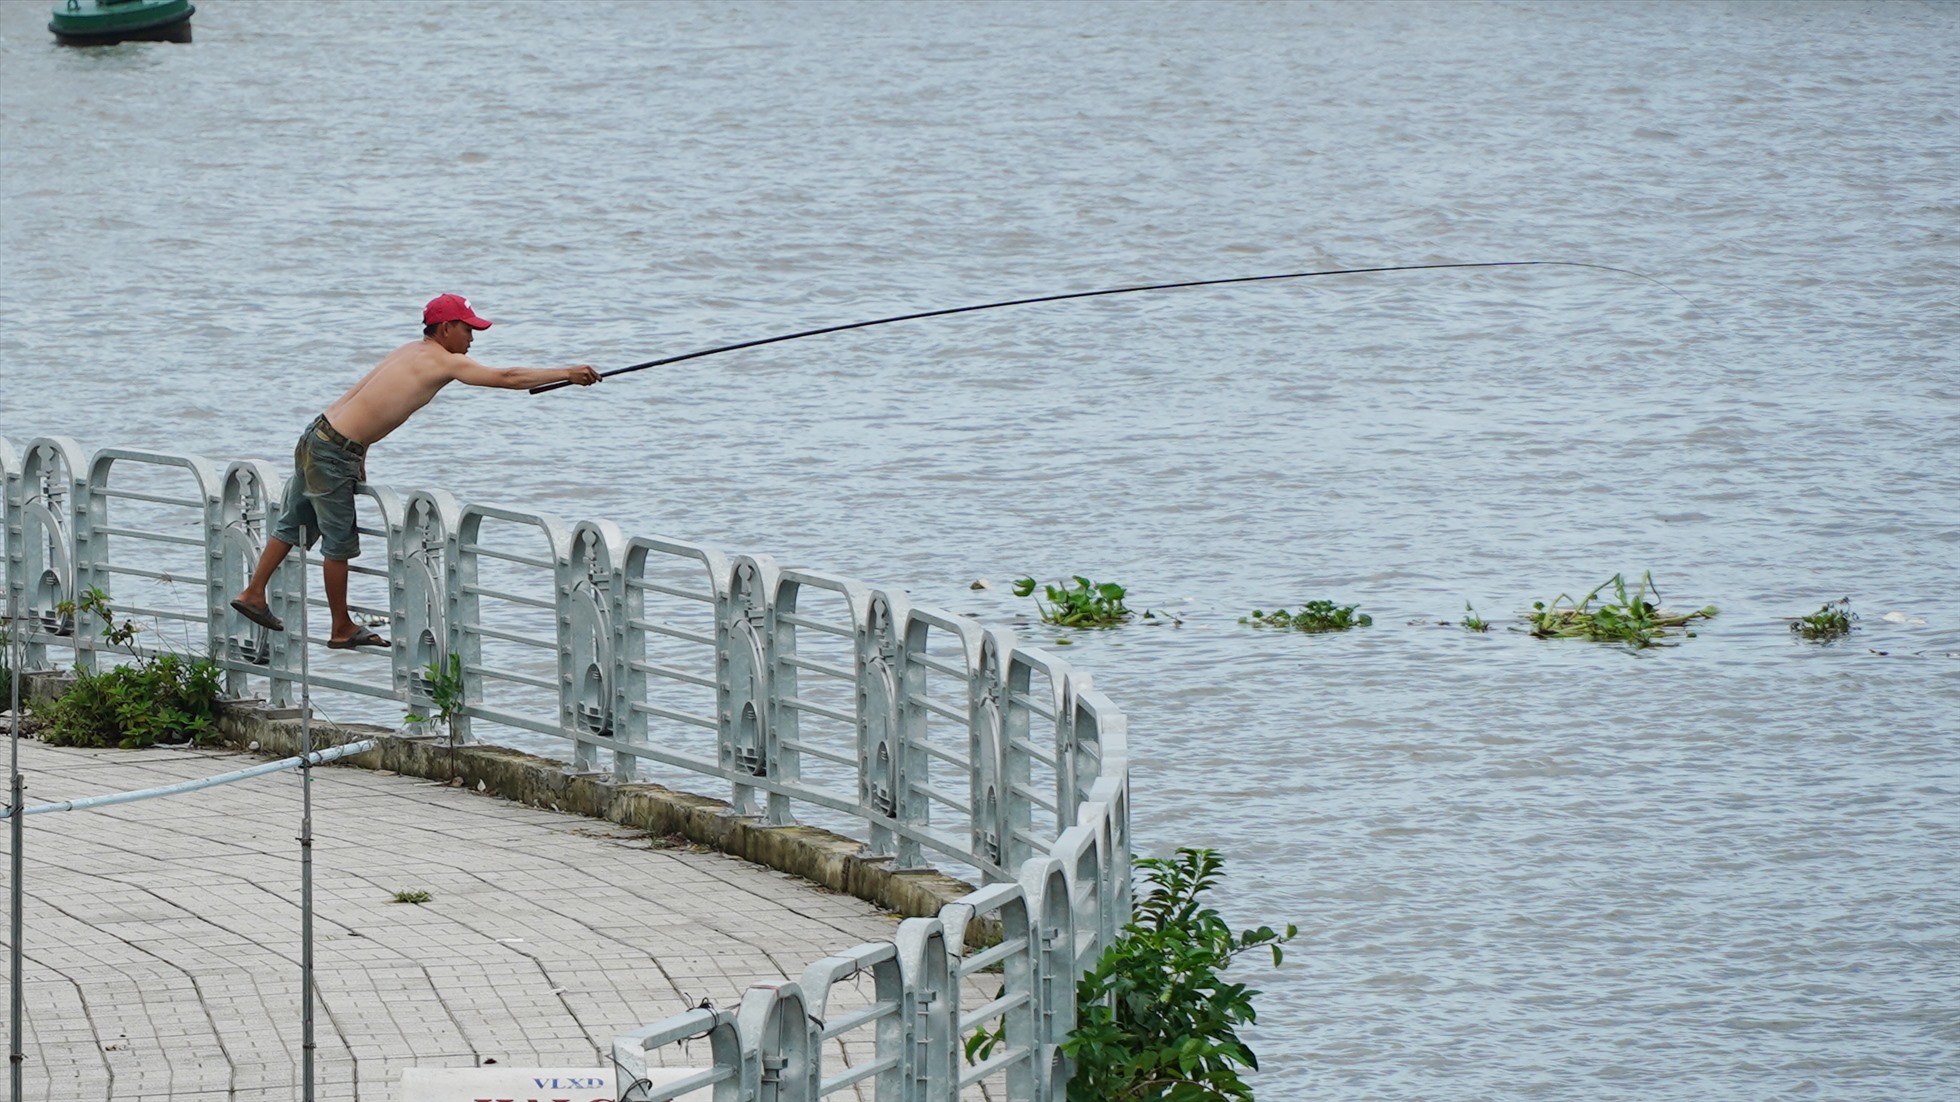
[1,434,1131,1101]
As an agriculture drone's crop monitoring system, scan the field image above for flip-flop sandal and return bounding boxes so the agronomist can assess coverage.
[327,627,391,650]
[230,599,284,632]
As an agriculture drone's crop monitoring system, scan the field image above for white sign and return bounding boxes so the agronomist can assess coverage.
[399,1066,710,1102]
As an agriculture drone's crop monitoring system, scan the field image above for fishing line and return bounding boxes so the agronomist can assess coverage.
[530,259,1700,394]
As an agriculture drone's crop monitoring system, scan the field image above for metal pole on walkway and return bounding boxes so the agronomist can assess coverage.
[9,579,25,1102]
[296,543,315,1102]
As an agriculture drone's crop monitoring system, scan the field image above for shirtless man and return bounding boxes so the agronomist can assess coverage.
[230,294,600,648]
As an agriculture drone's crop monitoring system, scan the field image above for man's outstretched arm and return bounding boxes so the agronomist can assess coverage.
[450,357,600,390]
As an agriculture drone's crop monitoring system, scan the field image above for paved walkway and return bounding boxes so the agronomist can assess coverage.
[1,737,915,1101]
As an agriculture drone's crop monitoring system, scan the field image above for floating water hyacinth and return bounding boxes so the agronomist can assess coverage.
[1790,598,1857,642]
[1529,572,1716,648]
[1013,575,1133,628]
[1240,600,1372,633]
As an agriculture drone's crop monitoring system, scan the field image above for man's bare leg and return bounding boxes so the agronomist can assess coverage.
[323,557,359,644]
[232,536,294,627]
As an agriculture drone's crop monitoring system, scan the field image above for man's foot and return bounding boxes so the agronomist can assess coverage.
[230,598,284,632]
[327,627,391,650]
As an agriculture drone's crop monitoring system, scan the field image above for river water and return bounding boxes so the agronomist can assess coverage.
[3,1,1956,1097]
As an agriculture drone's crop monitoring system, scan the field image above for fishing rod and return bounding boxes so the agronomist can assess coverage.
[530,259,1698,395]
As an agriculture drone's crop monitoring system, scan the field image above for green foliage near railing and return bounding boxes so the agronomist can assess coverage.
[1240,600,1372,633]
[41,588,222,749]
[404,653,465,733]
[1065,848,1294,1102]
[1529,572,1716,648]
[1790,598,1857,642]
[1014,575,1134,628]
[962,849,1293,1099]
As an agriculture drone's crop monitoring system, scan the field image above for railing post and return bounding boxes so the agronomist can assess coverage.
[1056,671,1092,828]
[736,983,818,1101]
[72,450,115,674]
[8,438,87,673]
[562,521,625,776]
[896,917,956,1102]
[972,630,1014,879]
[217,460,284,697]
[861,590,917,866]
[395,491,458,733]
[446,510,486,745]
[1019,856,1076,1102]
[721,555,779,818]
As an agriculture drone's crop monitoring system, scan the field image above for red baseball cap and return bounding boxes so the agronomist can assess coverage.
[423,293,492,330]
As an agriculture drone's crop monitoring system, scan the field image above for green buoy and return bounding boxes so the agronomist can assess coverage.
[49,0,194,47]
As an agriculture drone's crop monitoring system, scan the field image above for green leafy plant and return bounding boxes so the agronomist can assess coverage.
[1790,598,1857,642]
[1056,847,1294,1102]
[1239,600,1372,633]
[390,889,432,904]
[1529,572,1716,649]
[1460,602,1491,632]
[404,653,465,731]
[1013,576,1134,628]
[42,588,222,749]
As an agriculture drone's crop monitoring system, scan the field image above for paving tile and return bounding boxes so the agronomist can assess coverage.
[3,738,915,1101]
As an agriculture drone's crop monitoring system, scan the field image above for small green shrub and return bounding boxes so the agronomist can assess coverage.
[1529,572,1716,648]
[1060,848,1295,1102]
[41,589,222,749]
[1791,598,1857,642]
[1240,600,1372,633]
[1013,576,1133,628]
[391,889,432,904]
[404,653,465,729]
